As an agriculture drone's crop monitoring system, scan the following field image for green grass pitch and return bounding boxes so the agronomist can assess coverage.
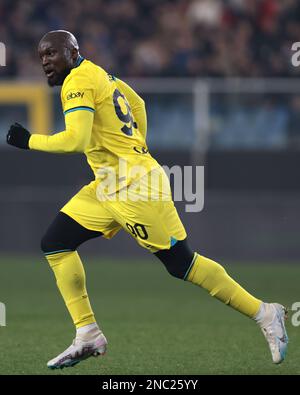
[0,255,299,375]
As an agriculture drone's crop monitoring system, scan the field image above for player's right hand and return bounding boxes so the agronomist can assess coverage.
[6,123,31,149]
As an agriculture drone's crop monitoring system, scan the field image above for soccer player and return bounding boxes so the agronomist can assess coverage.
[6,30,288,369]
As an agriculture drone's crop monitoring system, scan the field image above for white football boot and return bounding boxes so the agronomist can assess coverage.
[255,302,288,364]
[47,332,107,369]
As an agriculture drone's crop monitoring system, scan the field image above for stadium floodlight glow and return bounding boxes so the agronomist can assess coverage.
[0,42,6,66]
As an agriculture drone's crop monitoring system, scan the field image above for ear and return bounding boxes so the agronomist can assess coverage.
[71,48,79,62]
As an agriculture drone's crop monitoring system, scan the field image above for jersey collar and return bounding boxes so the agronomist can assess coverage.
[74,55,85,68]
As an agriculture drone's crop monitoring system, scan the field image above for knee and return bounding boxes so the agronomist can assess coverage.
[164,264,185,279]
[40,232,69,254]
[154,239,195,280]
[41,212,102,255]
[40,225,74,254]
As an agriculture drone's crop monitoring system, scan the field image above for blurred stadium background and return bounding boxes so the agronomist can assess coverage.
[0,0,300,375]
[1,0,300,260]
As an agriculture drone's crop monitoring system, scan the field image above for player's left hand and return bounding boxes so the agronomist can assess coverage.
[6,123,31,149]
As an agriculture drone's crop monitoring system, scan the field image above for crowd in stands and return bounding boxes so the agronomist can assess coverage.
[1,0,300,79]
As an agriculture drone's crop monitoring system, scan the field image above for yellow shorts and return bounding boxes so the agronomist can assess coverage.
[61,167,186,252]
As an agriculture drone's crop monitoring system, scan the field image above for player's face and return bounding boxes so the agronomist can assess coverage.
[38,40,75,86]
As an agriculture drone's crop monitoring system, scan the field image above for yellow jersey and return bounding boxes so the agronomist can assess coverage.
[30,57,160,192]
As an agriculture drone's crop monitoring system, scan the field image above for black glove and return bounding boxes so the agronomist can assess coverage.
[6,123,31,149]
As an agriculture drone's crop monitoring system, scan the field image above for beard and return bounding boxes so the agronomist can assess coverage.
[47,68,72,86]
